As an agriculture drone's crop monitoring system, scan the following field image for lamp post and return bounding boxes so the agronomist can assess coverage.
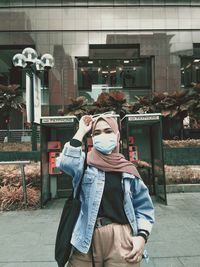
[12,48,54,151]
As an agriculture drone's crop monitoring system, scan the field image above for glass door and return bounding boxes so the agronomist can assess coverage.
[151,123,167,204]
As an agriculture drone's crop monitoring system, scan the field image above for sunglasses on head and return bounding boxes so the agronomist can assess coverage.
[91,111,117,122]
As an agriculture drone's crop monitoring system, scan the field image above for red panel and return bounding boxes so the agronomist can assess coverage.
[47,141,61,151]
[49,152,62,175]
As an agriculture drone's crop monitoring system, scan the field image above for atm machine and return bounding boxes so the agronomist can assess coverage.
[40,116,79,206]
[121,113,167,204]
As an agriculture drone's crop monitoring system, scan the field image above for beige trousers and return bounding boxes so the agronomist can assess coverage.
[67,223,140,267]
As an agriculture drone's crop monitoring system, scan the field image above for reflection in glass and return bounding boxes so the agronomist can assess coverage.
[193,43,200,57]
[35,59,44,71]
[22,47,38,64]
[78,58,151,102]
[41,53,55,68]
[12,53,27,68]
[181,56,200,87]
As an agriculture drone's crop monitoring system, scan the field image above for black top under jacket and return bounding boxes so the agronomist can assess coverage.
[98,171,129,224]
[70,139,129,225]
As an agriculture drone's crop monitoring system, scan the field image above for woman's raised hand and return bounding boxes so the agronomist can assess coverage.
[79,115,93,135]
[72,115,93,142]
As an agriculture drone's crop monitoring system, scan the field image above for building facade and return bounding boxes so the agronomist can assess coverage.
[1,1,200,128]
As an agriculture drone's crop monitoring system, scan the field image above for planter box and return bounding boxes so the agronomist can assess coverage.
[164,147,200,165]
[183,128,200,139]
[166,184,200,193]
[162,117,183,139]
[0,151,40,161]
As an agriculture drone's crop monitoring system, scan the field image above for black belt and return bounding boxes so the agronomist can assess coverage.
[95,217,113,228]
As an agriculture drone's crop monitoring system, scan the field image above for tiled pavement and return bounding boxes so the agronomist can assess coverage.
[0,193,200,267]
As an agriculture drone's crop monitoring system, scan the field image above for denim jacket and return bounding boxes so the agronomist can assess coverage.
[56,142,155,258]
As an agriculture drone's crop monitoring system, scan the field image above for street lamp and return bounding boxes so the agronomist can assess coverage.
[12,47,54,151]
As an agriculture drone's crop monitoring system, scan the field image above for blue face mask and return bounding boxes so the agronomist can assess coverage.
[92,133,117,155]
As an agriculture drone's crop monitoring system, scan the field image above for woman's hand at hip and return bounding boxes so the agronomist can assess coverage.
[124,236,145,263]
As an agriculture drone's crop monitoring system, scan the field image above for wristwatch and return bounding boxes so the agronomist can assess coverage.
[137,229,149,243]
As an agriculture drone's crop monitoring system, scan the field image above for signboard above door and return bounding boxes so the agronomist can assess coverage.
[89,44,140,59]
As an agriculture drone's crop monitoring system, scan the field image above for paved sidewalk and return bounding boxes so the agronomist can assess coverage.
[0,193,200,267]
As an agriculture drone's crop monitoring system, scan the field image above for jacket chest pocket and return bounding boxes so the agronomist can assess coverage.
[81,172,96,198]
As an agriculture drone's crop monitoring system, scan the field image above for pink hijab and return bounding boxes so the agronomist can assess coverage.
[87,116,141,178]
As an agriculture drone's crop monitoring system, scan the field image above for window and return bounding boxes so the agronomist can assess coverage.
[0,46,24,86]
[181,44,200,88]
[78,57,152,102]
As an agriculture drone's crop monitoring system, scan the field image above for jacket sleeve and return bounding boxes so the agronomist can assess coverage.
[131,177,155,234]
[56,142,85,190]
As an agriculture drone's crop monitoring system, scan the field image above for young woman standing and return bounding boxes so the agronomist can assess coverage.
[56,114,155,267]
